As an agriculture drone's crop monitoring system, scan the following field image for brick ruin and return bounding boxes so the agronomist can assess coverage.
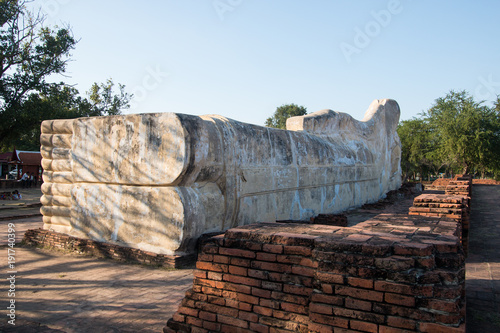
[165,177,472,333]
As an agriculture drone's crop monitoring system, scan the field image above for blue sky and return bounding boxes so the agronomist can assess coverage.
[34,0,500,125]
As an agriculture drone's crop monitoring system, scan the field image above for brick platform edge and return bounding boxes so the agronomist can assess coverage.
[165,213,466,333]
[410,175,472,255]
[22,229,196,269]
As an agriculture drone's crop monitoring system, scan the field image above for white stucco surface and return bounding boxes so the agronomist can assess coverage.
[40,99,402,255]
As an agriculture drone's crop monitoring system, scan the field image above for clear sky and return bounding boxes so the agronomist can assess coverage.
[32,0,500,125]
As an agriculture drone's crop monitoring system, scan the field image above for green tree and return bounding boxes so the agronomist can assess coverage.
[423,90,500,175]
[397,118,430,181]
[265,103,307,129]
[84,79,131,117]
[0,0,77,149]
[8,79,131,150]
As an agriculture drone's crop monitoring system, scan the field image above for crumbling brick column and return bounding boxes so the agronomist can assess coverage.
[410,175,472,255]
[165,214,465,333]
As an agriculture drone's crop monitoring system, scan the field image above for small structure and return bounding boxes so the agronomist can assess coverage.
[0,149,42,188]
[0,150,21,179]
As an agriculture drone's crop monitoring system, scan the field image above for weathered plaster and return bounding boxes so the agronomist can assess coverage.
[40,99,402,255]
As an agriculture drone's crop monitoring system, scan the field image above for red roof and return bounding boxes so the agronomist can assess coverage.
[18,151,42,166]
[0,151,21,163]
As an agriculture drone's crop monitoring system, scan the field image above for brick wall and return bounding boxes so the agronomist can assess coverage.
[23,229,196,268]
[165,213,466,333]
[409,175,472,255]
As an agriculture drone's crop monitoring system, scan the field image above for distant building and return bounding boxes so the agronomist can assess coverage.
[0,149,42,182]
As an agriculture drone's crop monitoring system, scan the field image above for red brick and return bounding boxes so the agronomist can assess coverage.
[222,290,237,299]
[372,303,433,322]
[178,306,199,317]
[196,278,218,288]
[421,239,460,254]
[229,265,248,276]
[198,253,214,262]
[223,274,261,287]
[284,245,312,256]
[172,313,185,323]
[219,247,256,258]
[238,302,253,312]
[283,284,313,296]
[191,326,208,333]
[335,286,384,302]
[262,281,283,291]
[196,261,229,273]
[203,321,221,331]
[420,299,459,313]
[268,272,284,282]
[322,284,334,294]
[419,322,466,333]
[263,244,283,254]
[345,298,372,312]
[251,260,292,273]
[217,314,249,329]
[186,316,203,327]
[237,292,260,305]
[248,269,268,280]
[230,257,251,267]
[279,302,308,315]
[350,319,378,333]
[256,252,277,262]
[239,310,259,323]
[292,265,315,277]
[207,295,225,305]
[332,306,385,324]
[308,322,334,333]
[182,298,196,308]
[435,313,464,325]
[225,298,239,309]
[199,310,217,321]
[252,287,272,298]
[202,286,223,297]
[213,255,230,264]
[417,257,436,269]
[357,267,377,278]
[309,302,333,315]
[194,270,207,279]
[387,316,416,330]
[260,298,280,309]
[374,256,415,271]
[250,322,270,333]
[254,305,273,316]
[300,257,318,268]
[221,282,252,294]
[311,293,343,306]
[315,272,344,284]
[385,293,415,307]
[271,293,306,307]
[434,285,463,299]
[207,271,223,281]
[378,326,411,333]
[374,281,411,295]
[310,312,349,328]
[276,254,302,265]
[347,277,374,289]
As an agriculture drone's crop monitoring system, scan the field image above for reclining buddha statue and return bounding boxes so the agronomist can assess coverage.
[40,99,401,255]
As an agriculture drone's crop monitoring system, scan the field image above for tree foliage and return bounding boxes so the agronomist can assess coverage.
[265,103,307,129]
[397,90,500,179]
[0,1,131,150]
